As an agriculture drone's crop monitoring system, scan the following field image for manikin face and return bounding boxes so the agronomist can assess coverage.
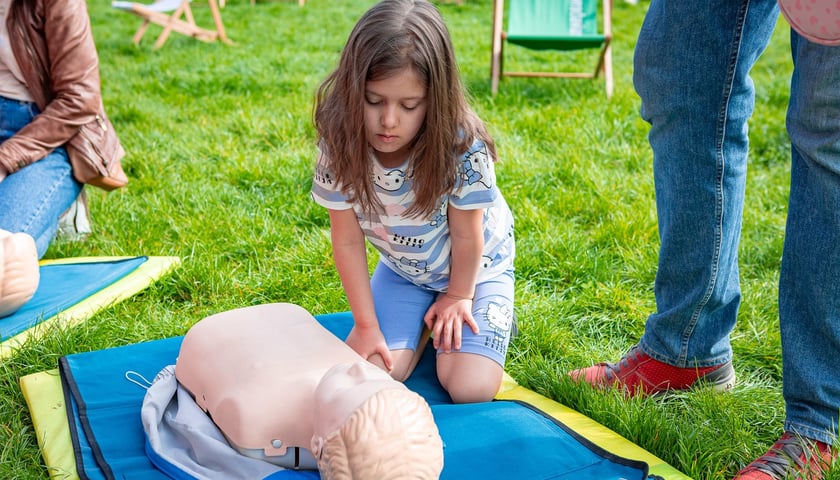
[310,361,443,480]
[312,361,406,438]
[364,67,428,168]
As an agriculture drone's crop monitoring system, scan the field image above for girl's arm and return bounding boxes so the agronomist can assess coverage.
[446,205,484,300]
[424,205,483,353]
[328,208,394,371]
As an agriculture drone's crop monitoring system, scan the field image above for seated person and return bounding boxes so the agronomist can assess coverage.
[0,229,39,318]
[0,0,126,258]
[166,303,443,479]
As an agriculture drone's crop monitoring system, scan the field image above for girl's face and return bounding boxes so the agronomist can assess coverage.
[364,67,428,168]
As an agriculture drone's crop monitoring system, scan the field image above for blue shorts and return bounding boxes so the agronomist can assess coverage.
[370,261,515,367]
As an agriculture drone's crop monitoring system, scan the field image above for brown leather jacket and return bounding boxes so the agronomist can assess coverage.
[0,0,125,185]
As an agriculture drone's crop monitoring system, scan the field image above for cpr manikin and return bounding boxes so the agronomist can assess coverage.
[174,303,443,479]
[0,229,39,318]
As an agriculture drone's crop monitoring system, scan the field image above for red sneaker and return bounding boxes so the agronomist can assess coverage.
[733,432,836,479]
[569,346,735,396]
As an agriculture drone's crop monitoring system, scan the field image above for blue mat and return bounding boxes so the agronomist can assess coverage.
[1,257,147,341]
[56,311,657,480]
[1,256,180,360]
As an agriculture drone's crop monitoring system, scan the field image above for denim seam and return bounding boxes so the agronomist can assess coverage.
[679,0,751,367]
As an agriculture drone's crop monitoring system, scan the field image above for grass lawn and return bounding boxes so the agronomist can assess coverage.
[2,0,836,478]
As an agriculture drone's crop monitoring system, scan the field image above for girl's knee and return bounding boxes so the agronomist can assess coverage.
[388,362,413,383]
[437,353,503,404]
[382,348,425,383]
[444,379,500,404]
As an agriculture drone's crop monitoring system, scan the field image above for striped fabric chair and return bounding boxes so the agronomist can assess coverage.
[490,0,613,97]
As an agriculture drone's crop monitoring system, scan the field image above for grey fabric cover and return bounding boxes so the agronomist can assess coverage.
[141,365,287,479]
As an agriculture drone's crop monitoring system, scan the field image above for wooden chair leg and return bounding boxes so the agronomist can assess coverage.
[183,0,195,25]
[133,19,151,45]
[153,1,189,49]
[490,46,501,95]
[603,44,613,98]
[490,0,505,95]
[207,0,231,44]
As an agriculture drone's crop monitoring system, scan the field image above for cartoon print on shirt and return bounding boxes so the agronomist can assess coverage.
[374,169,407,192]
[388,255,430,276]
[314,165,334,186]
[429,199,448,227]
[460,147,493,189]
[480,255,494,269]
[392,233,425,249]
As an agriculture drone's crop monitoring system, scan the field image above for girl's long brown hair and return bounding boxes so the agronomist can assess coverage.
[314,0,495,217]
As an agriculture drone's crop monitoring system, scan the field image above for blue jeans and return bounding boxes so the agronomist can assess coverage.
[634,0,840,445]
[0,96,82,258]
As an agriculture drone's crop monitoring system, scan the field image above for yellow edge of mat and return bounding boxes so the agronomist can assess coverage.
[496,373,693,480]
[20,369,79,480]
[1,256,180,361]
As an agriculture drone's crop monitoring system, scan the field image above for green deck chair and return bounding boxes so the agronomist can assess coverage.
[490,0,613,97]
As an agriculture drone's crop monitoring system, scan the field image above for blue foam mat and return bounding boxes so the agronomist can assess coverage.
[59,312,652,480]
[1,257,148,341]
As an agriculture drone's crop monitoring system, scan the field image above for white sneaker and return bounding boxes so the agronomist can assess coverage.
[57,190,92,241]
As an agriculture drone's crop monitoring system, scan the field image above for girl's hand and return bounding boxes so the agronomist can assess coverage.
[345,324,394,372]
[423,294,480,353]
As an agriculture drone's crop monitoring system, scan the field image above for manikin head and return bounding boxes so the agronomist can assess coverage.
[311,361,444,480]
[0,230,39,318]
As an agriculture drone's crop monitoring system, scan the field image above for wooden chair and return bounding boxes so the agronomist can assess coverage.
[112,0,232,49]
[490,0,613,97]
[219,0,304,6]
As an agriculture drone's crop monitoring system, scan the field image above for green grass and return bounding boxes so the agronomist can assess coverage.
[1,0,836,478]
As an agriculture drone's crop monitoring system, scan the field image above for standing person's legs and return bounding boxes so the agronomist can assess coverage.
[733,30,840,480]
[571,0,779,395]
[782,27,840,449]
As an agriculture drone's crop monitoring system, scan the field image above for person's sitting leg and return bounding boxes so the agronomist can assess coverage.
[0,147,82,259]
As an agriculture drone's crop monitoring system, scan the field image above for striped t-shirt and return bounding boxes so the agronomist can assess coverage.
[311,139,515,291]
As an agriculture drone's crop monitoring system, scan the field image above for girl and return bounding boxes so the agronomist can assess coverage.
[311,0,515,404]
